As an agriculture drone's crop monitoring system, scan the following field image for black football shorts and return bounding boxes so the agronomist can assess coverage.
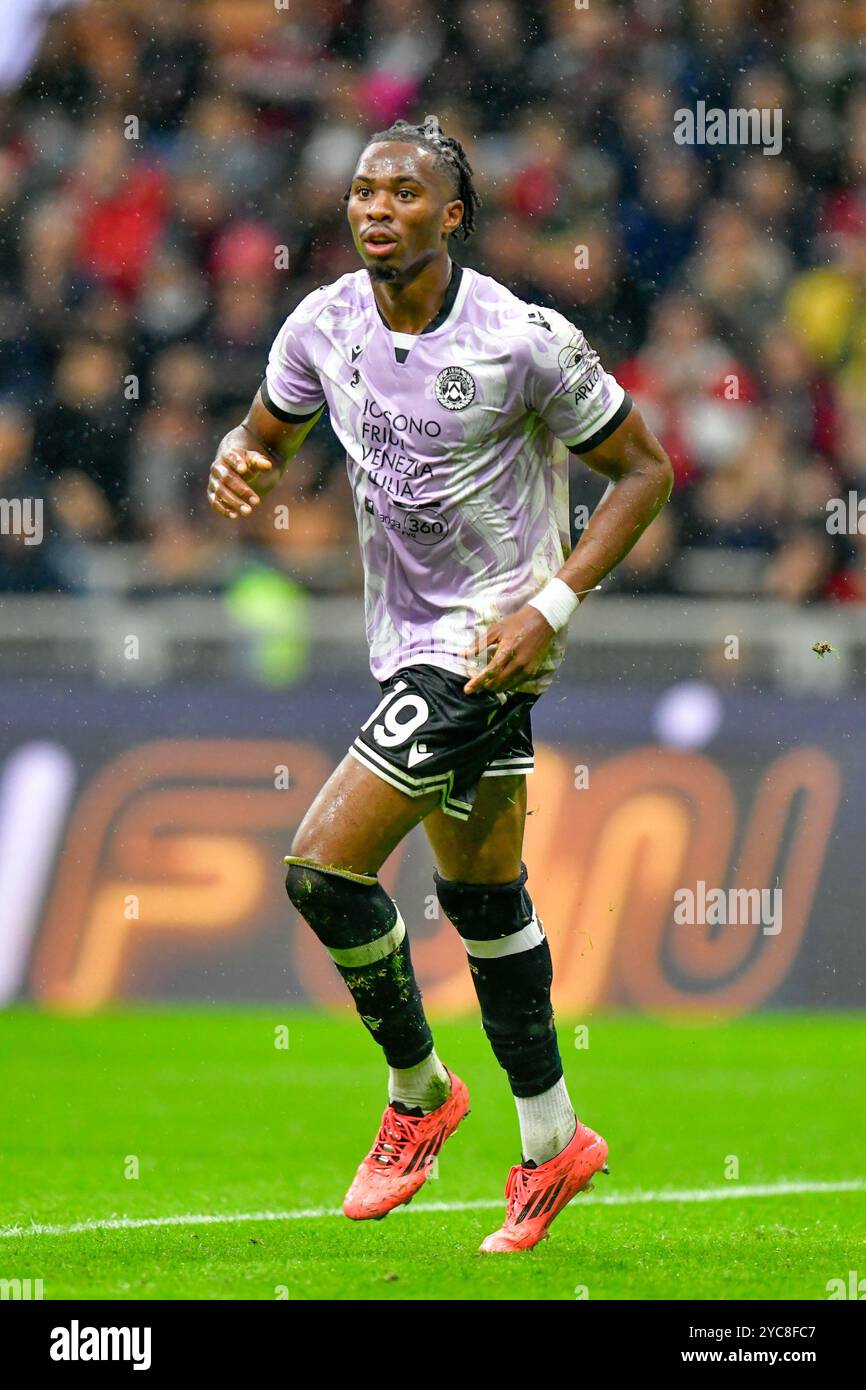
[349,664,537,821]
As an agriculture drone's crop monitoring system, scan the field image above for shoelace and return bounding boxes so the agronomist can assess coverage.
[370,1109,418,1168]
[504,1164,530,1217]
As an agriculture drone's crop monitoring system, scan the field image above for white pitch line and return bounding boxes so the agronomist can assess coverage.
[1,1179,864,1240]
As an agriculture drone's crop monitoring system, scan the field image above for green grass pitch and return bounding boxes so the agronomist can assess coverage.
[0,1009,864,1301]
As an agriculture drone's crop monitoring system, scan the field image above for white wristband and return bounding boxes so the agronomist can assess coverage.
[527,577,580,632]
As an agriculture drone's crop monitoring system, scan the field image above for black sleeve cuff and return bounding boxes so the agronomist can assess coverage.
[568,392,633,455]
[259,380,324,424]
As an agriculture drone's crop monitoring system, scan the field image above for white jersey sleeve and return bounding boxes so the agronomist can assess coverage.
[263,286,328,420]
[521,305,632,453]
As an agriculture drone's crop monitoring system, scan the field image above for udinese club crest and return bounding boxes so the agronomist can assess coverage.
[434,365,476,411]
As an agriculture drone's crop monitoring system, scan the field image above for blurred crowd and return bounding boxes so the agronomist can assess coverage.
[1,0,865,603]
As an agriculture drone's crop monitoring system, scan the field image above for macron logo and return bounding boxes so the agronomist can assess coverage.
[407,741,434,768]
[50,1321,152,1371]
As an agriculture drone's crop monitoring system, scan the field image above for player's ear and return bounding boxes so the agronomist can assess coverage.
[443,199,463,237]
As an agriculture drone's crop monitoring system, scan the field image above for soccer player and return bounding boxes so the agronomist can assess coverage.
[207,116,673,1252]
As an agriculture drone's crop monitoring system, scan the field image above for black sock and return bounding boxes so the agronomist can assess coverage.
[286,860,432,1069]
[434,866,563,1096]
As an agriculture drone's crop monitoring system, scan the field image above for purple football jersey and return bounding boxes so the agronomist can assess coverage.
[264,262,630,693]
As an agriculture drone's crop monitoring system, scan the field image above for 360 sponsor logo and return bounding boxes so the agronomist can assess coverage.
[370,502,449,545]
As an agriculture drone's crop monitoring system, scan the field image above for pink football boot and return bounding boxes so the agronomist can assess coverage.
[343,1070,470,1221]
[480,1118,609,1252]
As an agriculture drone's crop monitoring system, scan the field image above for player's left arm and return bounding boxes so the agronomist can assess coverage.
[464,405,673,694]
[556,403,674,599]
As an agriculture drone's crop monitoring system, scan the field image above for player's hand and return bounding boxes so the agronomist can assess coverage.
[207,446,273,520]
[463,606,556,695]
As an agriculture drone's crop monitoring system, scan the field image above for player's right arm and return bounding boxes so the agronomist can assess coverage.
[208,284,329,520]
[207,393,324,521]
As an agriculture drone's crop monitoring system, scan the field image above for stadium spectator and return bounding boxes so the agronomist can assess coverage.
[0,0,860,607]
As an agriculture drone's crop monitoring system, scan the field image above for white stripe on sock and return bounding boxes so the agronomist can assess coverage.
[327,910,406,968]
[460,911,545,959]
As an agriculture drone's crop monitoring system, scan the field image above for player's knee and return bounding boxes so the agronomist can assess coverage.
[433,862,535,940]
[432,865,552,1007]
[435,864,558,1081]
[284,856,324,914]
[284,855,357,918]
[284,856,395,951]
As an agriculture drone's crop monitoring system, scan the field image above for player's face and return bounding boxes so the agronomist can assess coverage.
[347,142,463,281]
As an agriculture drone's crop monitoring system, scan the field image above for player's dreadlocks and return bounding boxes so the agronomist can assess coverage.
[348,114,481,241]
